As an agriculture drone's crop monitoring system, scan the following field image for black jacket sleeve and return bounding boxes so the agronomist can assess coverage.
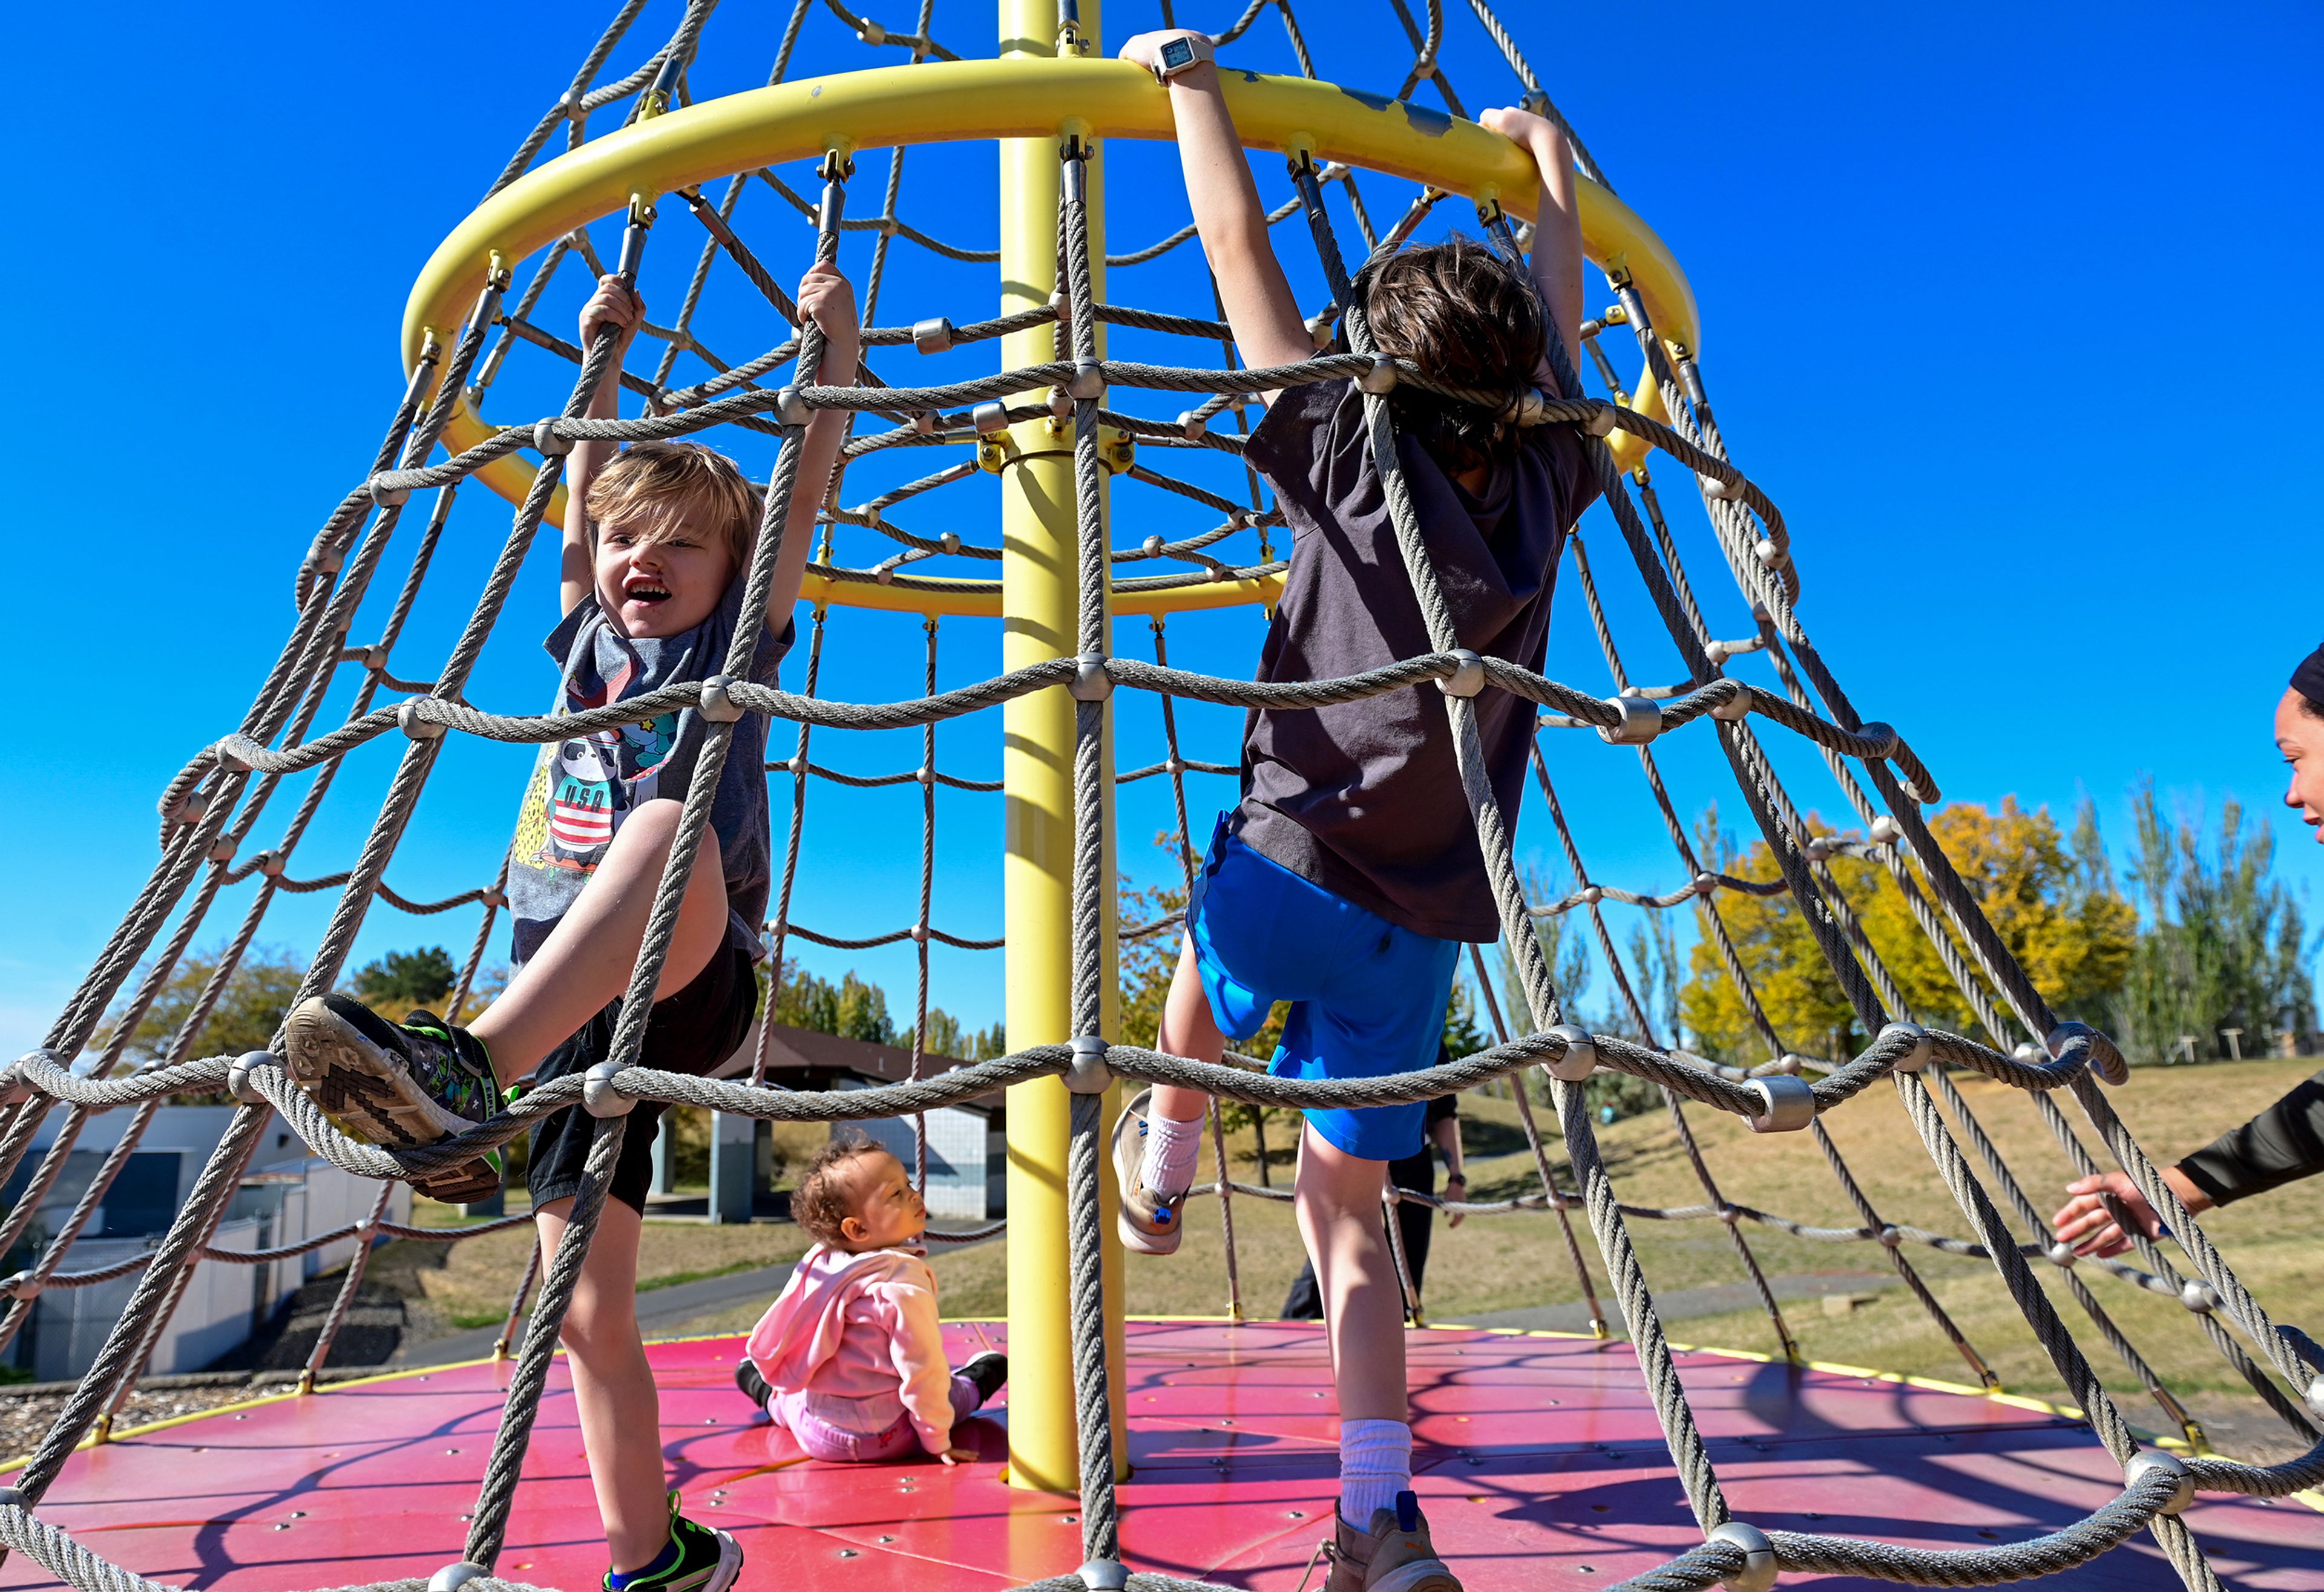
[2175,1069,2324,1207]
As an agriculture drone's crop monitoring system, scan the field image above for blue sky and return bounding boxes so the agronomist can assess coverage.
[4,1,2318,1063]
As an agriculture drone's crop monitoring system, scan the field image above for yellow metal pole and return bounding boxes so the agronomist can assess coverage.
[1002,0,1126,1495]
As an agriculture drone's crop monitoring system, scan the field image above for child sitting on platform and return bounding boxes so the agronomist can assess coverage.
[735,1135,1008,1463]
[281,258,863,1592]
[1114,27,1598,1592]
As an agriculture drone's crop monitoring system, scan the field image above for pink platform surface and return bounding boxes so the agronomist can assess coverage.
[5,1322,2318,1590]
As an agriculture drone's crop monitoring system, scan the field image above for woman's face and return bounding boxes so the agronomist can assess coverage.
[2274,687,2324,842]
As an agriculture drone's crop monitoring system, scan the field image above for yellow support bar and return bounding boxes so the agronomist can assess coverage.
[996,0,1127,1495]
[401,56,1700,594]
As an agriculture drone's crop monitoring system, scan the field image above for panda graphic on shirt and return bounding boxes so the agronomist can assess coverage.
[517,712,680,874]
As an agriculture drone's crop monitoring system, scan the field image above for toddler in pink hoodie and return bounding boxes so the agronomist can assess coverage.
[736,1135,1006,1463]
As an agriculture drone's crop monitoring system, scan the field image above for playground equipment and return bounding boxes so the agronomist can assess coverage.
[2,1,2320,1588]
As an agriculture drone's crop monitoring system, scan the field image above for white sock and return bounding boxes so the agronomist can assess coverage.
[1138,1110,1204,1199]
[1338,1418,1413,1529]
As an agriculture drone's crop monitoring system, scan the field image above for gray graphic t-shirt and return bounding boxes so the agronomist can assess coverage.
[505,578,791,969]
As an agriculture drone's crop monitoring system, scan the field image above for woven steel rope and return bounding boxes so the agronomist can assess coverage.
[5,4,2320,1591]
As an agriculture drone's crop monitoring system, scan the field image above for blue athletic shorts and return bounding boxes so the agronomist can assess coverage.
[1184,813,1460,1161]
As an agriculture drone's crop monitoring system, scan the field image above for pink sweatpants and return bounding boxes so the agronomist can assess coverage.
[772,1372,985,1462]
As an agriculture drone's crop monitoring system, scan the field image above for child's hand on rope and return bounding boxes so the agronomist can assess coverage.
[795,261,863,383]
[579,274,645,357]
[2051,1169,2206,1258]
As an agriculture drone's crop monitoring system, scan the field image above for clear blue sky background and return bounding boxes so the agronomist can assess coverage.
[4,1,2318,1063]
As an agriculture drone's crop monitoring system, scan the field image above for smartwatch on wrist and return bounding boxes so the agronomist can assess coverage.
[1151,31,1215,82]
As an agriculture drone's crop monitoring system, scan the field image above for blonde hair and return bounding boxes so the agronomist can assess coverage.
[583,441,762,567]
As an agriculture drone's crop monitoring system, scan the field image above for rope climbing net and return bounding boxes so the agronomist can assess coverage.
[4,2,2321,1590]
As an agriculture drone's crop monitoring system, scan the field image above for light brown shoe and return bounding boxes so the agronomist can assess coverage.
[1319,1495,1462,1592]
[1112,1089,1184,1255]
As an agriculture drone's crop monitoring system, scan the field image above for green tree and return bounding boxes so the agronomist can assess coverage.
[2114,781,2316,1064]
[349,946,455,1014]
[106,945,307,1064]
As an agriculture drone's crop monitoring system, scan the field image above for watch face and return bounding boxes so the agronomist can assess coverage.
[1160,37,1196,70]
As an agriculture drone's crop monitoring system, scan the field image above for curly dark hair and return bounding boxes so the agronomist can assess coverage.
[790,1131,888,1248]
[1352,235,1546,478]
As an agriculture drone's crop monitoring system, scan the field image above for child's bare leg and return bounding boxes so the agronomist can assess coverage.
[1293,1124,1405,1417]
[472,799,727,1082]
[537,1193,670,1573]
[1151,934,1224,1122]
[1295,1121,1417,1533]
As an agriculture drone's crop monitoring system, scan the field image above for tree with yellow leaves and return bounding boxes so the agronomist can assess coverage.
[1680,798,2136,1065]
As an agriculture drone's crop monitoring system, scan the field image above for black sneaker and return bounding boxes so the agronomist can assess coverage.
[960,1351,1008,1406]
[605,1495,743,1592]
[282,994,502,1202]
[734,1358,771,1412]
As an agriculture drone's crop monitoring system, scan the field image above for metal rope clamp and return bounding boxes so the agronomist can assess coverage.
[1877,1021,1933,1073]
[398,700,446,742]
[700,674,745,722]
[583,1060,635,1118]
[0,1063,26,1107]
[1708,1520,1777,1592]
[1065,1035,1111,1094]
[1598,692,1661,744]
[2124,1451,2195,1516]
[1069,359,1105,401]
[532,419,571,457]
[1069,654,1112,701]
[369,476,411,509]
[1437,650,1486,698]
[775,385,813,427]
[428,1563,492,1592]
[1546,1024,1597,1083]
[1075,1558,1129,1592]
[1357,356,1399,395]
[227,1050,274,1107]
[0,1273,36,1302]
[912,316,954,355]
[1709,683,1753,723]
[1743,1073,1814,1133]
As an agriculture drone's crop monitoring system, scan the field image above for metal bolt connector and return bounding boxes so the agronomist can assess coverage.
[1437,650,1486,698]
[701,675,744,722]
[398,701,445,742]
[1065,1036,1111,1094]
[2124,1451,2195,1516]
[582,1060,634,1118]
[1878,1021,1933,1073]
[1547,1025,1597,1083]
[1598,693,1661,745]
[1744,1075,1815,1133]
[1708,1520,1777,1592]
[1069,654,1112,701]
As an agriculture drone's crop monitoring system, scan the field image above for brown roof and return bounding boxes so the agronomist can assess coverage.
[738,1022,1005,1116]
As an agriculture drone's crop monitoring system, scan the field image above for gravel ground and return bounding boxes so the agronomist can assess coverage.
[0,1380,286,1465]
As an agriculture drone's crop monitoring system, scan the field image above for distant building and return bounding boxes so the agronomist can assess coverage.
[0,1106,409,1383]
[738,1024,1006,1221]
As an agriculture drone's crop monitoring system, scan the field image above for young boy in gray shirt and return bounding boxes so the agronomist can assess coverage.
[283,260,861,1592]
[1113,28,1598,1592]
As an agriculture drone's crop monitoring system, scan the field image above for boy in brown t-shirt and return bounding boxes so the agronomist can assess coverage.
[1112,28,1597,1592]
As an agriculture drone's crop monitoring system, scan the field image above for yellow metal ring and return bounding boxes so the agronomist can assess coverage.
[403,57,1698,616]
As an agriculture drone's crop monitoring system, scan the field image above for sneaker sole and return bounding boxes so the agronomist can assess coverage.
[1369,1559,1461,1592]
[282,1001,497,1201]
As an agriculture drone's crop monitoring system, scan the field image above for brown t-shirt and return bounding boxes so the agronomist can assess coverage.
[1234,378,1599,942]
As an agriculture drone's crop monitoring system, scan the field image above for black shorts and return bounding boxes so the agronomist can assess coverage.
[527,943,759,1216]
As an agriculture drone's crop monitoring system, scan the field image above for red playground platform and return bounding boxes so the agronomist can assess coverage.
[6,1321,2319,1590]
